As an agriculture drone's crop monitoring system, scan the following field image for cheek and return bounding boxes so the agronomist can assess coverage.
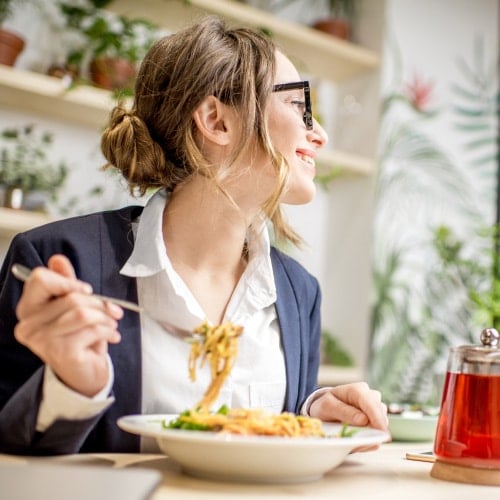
[268,116,298,157]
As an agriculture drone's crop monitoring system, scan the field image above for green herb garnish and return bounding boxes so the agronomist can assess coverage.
[339,423,358,437]
[164,405,229,431]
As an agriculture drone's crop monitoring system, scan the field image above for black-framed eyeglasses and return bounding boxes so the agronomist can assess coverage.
[272,80,313,130]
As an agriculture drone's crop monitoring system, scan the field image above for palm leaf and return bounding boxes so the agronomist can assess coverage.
[376,123,478,221]
[452,37,499,170]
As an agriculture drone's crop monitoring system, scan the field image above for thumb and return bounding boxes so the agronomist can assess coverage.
[47,254,77,279]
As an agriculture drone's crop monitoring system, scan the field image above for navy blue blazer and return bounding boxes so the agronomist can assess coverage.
[0,206,321,455]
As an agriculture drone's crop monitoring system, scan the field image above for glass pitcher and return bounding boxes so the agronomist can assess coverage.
[433,328,500,469]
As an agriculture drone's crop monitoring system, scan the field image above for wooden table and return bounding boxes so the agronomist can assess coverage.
[2,443,499,499]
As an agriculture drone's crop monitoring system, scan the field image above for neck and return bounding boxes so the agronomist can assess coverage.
[162,180,256,323]
[162,181,252,274]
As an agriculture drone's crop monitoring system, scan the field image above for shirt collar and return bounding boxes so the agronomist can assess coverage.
[120,189,169,277]
[120,188,276,306]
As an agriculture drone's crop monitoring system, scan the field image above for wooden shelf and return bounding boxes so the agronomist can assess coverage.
[0,64,121,129]
[0,208,52,238]
[0,2,379,176]
[318,149,375,176]
[0,65,374,176]
[317,365,364,386]
[108,0,380,83]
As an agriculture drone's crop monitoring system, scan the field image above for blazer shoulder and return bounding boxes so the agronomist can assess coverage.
[270,246,319,290]
[18,205,143,240]
[7,205,144,280]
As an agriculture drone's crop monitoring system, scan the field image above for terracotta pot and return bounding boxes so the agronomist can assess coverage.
[312,18,351,41]
[90,57,136,91]
[0,28,25,66]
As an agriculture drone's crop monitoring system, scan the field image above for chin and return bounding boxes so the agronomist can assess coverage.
[282,184,317,205]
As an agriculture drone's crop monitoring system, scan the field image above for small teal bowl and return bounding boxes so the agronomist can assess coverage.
[388,413,438,442]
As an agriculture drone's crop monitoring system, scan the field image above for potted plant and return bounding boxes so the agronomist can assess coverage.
[0,0,25,65]
[311,0,357,40]
[58,1,159,92]
[0,125,68,210]
[263,0,357,41]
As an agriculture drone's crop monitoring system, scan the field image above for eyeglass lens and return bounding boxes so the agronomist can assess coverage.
[272,81,313,130]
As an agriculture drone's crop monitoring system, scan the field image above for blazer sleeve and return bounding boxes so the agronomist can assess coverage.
[0,206,143,455]
[0,233,108,455]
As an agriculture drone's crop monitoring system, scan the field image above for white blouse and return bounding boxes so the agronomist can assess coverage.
[121,190,287,417]
[36,189,288,442]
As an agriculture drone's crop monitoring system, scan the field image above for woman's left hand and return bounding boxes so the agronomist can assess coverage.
[309,382,389,450]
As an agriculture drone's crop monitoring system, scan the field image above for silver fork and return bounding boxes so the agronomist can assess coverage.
[11,263,201,341]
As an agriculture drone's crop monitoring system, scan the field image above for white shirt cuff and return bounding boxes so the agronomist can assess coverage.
[36,355,115,432]
[300,386,334,416]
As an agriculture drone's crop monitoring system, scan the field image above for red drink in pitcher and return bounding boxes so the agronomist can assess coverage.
[434,370,500,468]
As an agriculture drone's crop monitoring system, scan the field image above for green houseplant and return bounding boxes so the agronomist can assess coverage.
[321,330,354,366]
[369,37,498,407]
[0,125,68,209]
[59,0,159,92]
[0,0,25,65]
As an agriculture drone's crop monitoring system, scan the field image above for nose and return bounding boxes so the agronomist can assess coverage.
[308,117,328,148]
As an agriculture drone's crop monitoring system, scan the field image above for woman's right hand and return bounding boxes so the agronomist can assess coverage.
[14,254,123,397]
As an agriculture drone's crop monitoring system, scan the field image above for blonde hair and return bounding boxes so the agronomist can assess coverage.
[101,16,300,246]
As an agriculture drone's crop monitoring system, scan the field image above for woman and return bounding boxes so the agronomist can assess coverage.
[0,16,387,455]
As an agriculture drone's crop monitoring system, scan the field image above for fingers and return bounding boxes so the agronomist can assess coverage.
[14,295,122,397]
[16,257,93,320]
[310,382,389,431]
[15,293,122,352]
[331,382,388,430]
[13,255,125,397]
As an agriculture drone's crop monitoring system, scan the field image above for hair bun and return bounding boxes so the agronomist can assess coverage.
[108,105,136,128]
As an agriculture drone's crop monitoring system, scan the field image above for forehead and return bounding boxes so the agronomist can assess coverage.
[274,50,301,84]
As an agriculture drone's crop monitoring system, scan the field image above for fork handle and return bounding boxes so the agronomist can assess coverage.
[11,263,145,314]
[11,263,198,339]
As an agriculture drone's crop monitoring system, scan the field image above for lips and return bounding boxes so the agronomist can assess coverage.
[296,148,316,167]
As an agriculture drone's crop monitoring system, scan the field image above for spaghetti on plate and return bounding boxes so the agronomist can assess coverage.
[167,321,329,438]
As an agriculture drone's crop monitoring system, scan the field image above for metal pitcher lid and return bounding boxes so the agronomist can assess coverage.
[458,328,500,366]
[480,328,500,347]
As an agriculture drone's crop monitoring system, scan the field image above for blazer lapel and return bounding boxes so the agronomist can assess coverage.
[271,249,302,413]
[98,207,143,451]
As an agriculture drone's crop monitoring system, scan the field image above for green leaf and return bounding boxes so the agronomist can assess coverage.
[339,423,358,437]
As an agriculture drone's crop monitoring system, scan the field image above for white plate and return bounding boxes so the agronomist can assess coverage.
[388,414,438,442]
[118,414,390,484]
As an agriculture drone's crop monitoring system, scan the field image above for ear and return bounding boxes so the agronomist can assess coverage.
[193,95,233,146]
